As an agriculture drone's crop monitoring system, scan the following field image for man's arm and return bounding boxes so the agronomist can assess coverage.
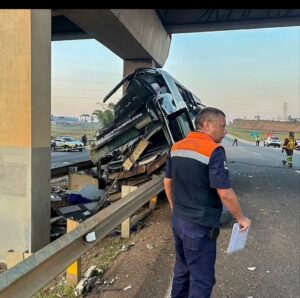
[217,188,251,231]
[282,138,288,153]
[164,178,173,210]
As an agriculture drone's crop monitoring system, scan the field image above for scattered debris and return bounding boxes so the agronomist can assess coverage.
[102,287,122,291]
[247,267,256,271]
[119,242,135,252]
[58,205,82,215]
[82,210,91,216]
[74,265,103,296]
[124,285,132,291]
[84,231,97,243]
[146,244,154,250]
[104,278,115,286]
[67,184,105,202]
[50,194,62,201]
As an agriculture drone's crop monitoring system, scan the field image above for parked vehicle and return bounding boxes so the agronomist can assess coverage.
[296,139,300,151]
[51,136,84,151]
[263,136,281,148]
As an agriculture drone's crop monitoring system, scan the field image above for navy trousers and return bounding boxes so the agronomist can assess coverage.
[171,214,217,298]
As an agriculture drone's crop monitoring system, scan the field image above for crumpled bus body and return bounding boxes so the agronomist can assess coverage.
[90,68,204,190]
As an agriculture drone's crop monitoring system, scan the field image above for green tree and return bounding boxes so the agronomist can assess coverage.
[92,109,114,128]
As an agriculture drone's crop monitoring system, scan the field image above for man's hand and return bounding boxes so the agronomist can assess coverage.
[238,216,251,232]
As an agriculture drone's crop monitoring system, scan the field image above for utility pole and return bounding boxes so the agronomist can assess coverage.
[283,102,288,121]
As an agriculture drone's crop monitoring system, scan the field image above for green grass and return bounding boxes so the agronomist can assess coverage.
[33,235,130,298]
[34,284,75,298]
[51,123,100,140]
[227,128,288,142]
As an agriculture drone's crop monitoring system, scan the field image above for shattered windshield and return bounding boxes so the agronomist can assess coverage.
[113,78,153,123]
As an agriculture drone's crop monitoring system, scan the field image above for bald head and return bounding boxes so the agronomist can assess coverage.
[195,107,226,130]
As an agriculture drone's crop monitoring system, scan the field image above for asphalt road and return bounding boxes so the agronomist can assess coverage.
[51,138,300,297]
[51,149,90,168]
[164,137,300,298]
[211,137,300,298]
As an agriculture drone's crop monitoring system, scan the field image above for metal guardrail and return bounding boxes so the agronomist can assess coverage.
[51,160,94,178]
[0,174,164,298]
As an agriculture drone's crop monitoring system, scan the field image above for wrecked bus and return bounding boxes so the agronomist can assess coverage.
[89,68,204,193]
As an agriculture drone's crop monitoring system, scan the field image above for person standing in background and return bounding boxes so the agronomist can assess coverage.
[255,134,260,146]
[81,134,87,149]
[282,131,299,167]
[232,134,239,146]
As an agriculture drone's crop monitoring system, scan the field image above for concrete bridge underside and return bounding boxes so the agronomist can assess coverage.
[0,9,299,259]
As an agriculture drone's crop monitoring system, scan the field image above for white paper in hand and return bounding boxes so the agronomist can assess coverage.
[227,223,249,255]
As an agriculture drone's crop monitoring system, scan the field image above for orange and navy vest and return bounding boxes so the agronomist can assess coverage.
[170,131,223,227]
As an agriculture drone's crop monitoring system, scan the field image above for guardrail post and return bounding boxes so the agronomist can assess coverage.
[7,250,32,269]
[68,166,78,191]
[149,196,157,210]
[121,185,138,238]
[66,219,81,286]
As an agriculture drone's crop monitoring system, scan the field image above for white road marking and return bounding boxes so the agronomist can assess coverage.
[253,152,261,156]
[296,170,300,174]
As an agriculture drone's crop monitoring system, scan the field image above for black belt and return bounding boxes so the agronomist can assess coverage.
[208,227,220,240]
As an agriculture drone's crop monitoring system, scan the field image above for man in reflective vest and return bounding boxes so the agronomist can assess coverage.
[282,131,299,168]
[164,107,251,298]
[255,134,260,146]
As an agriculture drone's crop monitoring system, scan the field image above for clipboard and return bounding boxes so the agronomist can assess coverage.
[227,223,249,255]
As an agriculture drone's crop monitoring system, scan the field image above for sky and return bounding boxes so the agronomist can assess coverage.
[51,26,300,122]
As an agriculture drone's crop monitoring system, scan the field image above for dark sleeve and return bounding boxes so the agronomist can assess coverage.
[164,153,172,179]
[283,138,289,147]
[208,147,231,189]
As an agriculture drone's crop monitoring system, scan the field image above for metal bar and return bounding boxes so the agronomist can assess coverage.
[146,152,168,174]
[108,164,146,180]
[51,160,94,178]
[0,174,164,298]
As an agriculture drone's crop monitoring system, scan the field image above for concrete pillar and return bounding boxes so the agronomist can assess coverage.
[123,59,157,78]
[123,59,156,94]
[0,10,51,259]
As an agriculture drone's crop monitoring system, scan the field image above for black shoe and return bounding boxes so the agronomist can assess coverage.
[282,160,286,166]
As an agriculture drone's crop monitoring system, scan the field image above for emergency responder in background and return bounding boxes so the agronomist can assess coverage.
[281,131,299,168]
[232,134,239,146]
[164,107,251,298]
[81,134,87,149]
[255,134,260,146]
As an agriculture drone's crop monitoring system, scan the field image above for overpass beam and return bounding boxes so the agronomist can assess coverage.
[0,10,51,259]
[60,9,171,67]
